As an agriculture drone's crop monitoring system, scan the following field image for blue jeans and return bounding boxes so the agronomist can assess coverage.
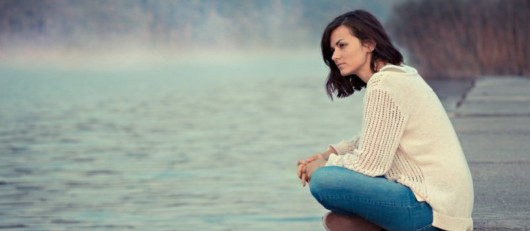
[310,166,440,231]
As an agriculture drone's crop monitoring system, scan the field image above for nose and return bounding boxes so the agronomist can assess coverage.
[331,50,339,63]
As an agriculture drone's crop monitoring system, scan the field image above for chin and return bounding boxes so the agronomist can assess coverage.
[340,70,355,76]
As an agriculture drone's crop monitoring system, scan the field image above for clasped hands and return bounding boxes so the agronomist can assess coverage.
[296,153,327,187]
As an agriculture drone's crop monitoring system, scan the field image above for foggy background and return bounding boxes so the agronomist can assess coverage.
[1,0,528,77]
[0,0,396,53]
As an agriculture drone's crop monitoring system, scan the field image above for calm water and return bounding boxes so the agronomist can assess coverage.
[0,52,471,230]
[0,52,363,231]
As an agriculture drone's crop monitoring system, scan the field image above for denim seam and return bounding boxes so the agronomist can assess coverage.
[322,193,413,208]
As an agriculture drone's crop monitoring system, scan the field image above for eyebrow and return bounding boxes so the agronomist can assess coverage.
[331,39,344,48]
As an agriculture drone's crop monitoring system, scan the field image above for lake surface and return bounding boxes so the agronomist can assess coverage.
[0,52,471,230]
[0,52,364,231]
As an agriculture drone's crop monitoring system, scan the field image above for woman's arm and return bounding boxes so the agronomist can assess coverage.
[321,145,338,160]
[326,87,408,177]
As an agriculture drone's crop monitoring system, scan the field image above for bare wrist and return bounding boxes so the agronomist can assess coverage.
[322,146,337,160]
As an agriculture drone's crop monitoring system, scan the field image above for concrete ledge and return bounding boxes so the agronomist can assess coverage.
[441,77,530,230]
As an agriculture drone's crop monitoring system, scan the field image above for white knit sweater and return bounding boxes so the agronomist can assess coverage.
[326,65,474,231]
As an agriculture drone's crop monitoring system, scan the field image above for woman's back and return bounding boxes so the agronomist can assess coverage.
[370,65,474,230]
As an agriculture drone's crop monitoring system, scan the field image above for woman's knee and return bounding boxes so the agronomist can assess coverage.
[309,167,359,213]
[309,166,340,198]
[309,166,384,204]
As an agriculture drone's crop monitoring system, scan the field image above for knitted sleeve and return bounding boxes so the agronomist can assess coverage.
[326,87,408,176]
[328,136,360,155]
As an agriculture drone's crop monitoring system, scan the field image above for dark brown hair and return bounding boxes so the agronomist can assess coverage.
[322,10,403,98]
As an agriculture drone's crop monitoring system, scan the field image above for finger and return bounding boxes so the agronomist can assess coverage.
[297,165,303,179]
[297,164,306,178]
[300,167,306,180]
[301,165,308,186]
[304,172,310,187]
[302,166,309,186]
[303,166,311,184]
[305,156,316,162]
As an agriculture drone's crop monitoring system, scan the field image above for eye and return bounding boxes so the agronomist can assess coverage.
[338,43,347,49]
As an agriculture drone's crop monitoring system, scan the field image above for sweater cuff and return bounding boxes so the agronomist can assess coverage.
[329,140,354,155]
[326,153,344,166]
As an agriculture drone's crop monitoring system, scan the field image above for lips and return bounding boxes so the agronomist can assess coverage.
[336,63,345,69]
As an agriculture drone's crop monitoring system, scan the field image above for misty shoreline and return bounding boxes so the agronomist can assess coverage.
[3,48,526,80]
[0,47,322,71]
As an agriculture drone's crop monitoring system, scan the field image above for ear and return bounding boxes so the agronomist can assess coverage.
[363,40,376,52]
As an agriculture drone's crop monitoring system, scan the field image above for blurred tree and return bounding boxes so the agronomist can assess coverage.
[387,0,530,78]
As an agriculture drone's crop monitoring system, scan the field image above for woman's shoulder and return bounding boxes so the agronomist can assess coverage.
[367,64,430,102]
[368,65,419,89]
[380,64,415,74]
[375,64,419,78]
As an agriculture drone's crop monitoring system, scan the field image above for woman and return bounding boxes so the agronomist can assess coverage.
[296,10,474,231]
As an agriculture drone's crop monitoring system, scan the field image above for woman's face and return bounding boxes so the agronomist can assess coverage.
[330,25,374,80]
